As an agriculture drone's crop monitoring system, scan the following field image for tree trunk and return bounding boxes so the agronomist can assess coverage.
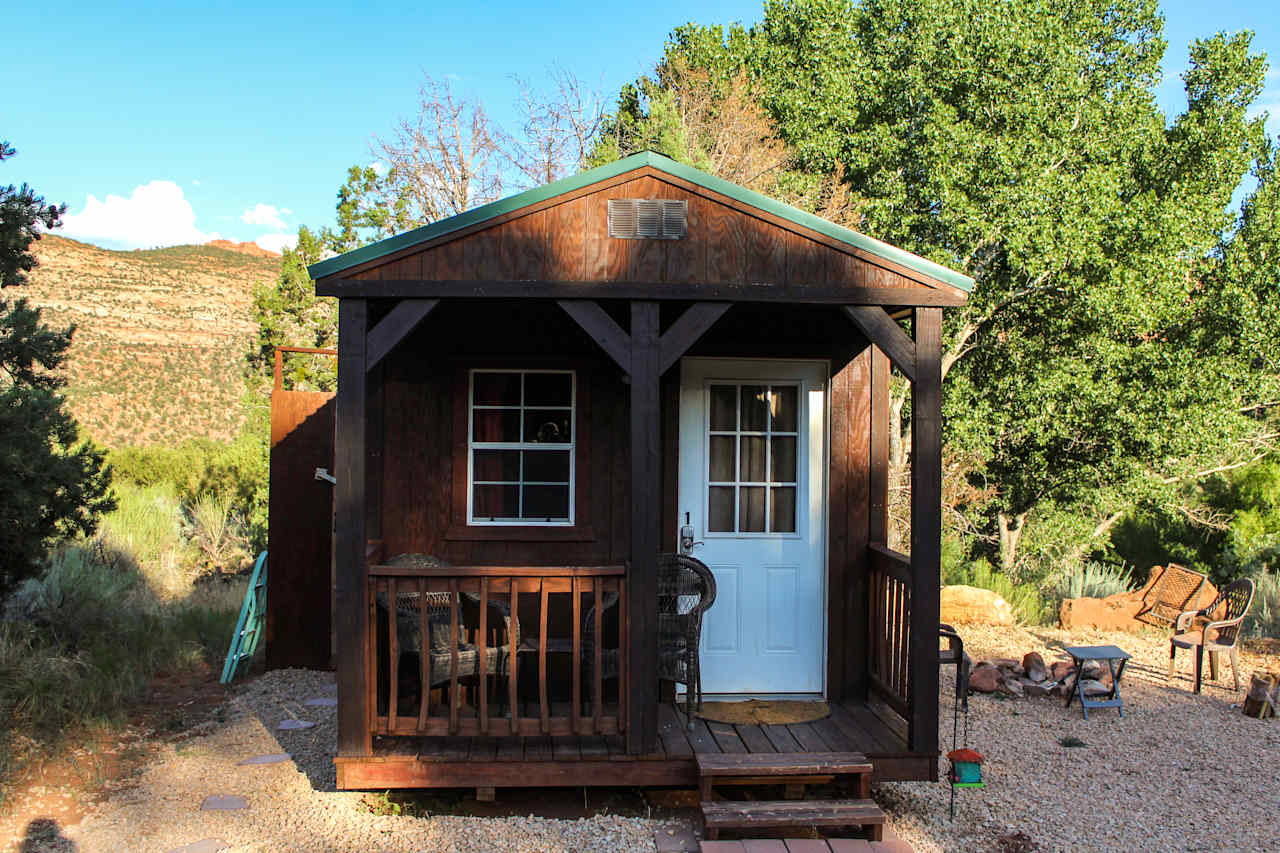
[888,389,907,469]
[887,387,910,551]
[997,511,1027,572]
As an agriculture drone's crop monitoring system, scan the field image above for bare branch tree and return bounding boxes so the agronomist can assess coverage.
[504,66,605,187]
[371,74,505,226]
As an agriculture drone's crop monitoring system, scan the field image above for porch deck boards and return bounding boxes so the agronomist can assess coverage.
[340,699,930,790]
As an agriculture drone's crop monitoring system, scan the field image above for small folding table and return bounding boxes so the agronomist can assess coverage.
[1063,644,1131,720]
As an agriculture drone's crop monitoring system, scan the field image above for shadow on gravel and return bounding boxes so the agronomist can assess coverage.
[20,818,78,852]
[360,785,700,824]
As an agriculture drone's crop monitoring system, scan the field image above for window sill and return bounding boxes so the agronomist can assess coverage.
[443,524,597,543]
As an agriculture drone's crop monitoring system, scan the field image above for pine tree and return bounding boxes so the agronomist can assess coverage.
[0,140,114,595]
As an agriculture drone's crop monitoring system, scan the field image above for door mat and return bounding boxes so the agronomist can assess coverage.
[696,699,830,725]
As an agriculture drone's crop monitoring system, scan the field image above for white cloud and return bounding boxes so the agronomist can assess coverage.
[240,203,291,230]
[254,232,297,254]
[369,160,389,177]
[61,181,218,249]
[191,179,201,186]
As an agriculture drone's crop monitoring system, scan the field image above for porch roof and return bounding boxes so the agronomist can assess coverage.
[307,151,974,293]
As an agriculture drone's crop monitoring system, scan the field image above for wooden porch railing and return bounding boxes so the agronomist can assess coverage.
[367,565,626,738]
[868,544,911,718]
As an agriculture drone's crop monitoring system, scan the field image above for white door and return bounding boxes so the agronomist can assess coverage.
[678,358,827,695]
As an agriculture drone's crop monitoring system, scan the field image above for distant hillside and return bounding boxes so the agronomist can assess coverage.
[23,235,282,447]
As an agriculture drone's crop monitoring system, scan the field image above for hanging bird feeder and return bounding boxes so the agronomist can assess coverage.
[947,748,983,784]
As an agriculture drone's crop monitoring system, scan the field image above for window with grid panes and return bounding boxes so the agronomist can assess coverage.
[468,370,574,525]
[706,383,799,534]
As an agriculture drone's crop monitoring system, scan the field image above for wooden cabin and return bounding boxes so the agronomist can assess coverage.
[282,151,971,794]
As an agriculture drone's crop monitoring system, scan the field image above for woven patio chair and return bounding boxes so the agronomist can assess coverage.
[377,555,515,712]
[1168,577,1255,694]
[1136,563,1209,628]
[657,553,717,728]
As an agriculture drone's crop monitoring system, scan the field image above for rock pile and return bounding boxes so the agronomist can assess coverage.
[967,651,1114,699]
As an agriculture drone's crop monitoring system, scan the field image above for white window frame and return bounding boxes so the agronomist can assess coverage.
[467,368,576,526]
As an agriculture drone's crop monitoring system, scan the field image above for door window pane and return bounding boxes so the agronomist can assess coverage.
[741,436,767,482]
[709,436,736,482]
[769,487,797,533]
[770,386,798,432]
[741,385,770,431]
[709,487,735,532]
[705,380,803,534]
[770,437,797,483]
[709,385,737,431]
[739,486,766,532]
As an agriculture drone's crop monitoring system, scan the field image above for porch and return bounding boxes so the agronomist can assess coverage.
[335,696,922,790]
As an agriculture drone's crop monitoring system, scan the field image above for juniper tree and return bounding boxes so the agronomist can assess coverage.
[0,141,114,596]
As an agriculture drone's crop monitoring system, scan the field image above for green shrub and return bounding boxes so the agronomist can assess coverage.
[183,492,249,575]
[1246,570,1280,640]
[1048,561,1134,604]
[107,418,268,557]
[0,545,243,777]
[97,482,188,583]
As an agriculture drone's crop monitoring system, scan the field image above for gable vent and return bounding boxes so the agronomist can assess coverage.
[608,199,687,239]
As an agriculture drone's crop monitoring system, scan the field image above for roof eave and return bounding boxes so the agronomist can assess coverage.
[308,151,974,293]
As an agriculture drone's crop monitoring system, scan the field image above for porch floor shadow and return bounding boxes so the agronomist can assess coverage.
[338,699,930,790]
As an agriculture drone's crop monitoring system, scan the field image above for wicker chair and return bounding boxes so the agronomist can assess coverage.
[376,555,514,713]
[657,553,717,728]
[1168,578,1255,694]
[1136,563,1209,628]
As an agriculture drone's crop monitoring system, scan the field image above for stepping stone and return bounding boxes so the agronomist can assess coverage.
[303,697,337,707]
[654,824,700,852]
[238,753,291,766]
[277,719,315,730]
[165,840,228,853]
[200,795,247,811]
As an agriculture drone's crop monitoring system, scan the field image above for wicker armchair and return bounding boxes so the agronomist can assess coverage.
[376,555,514,713]
[1168,578,1255,693]
[657,553,717,727]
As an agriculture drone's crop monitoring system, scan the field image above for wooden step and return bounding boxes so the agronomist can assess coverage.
[701,798,885,841]
[696,752,872,778]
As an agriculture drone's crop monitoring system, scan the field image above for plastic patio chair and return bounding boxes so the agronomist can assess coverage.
[1167,578,1255,694]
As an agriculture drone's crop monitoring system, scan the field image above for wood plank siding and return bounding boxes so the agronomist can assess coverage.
[335,170,933,294]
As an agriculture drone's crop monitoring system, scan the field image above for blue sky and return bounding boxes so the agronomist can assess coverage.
[6,1,1279,252]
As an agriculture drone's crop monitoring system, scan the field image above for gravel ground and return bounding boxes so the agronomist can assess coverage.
[11,628,1279,853]
[876,625,1280,853]
[18,669,661,853]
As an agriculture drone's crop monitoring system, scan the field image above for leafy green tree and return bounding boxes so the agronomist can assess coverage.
[0,141,114,595]
[249,226,336,390]
[744,0,1274,570]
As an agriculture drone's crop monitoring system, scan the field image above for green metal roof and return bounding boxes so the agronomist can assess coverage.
[308,151,974,292]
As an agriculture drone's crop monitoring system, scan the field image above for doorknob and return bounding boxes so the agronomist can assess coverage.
[679,511,703,554]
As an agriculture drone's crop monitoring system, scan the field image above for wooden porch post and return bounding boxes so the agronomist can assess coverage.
[628,301,661,754]
[335,298,371,757]
[908,308,942,757]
